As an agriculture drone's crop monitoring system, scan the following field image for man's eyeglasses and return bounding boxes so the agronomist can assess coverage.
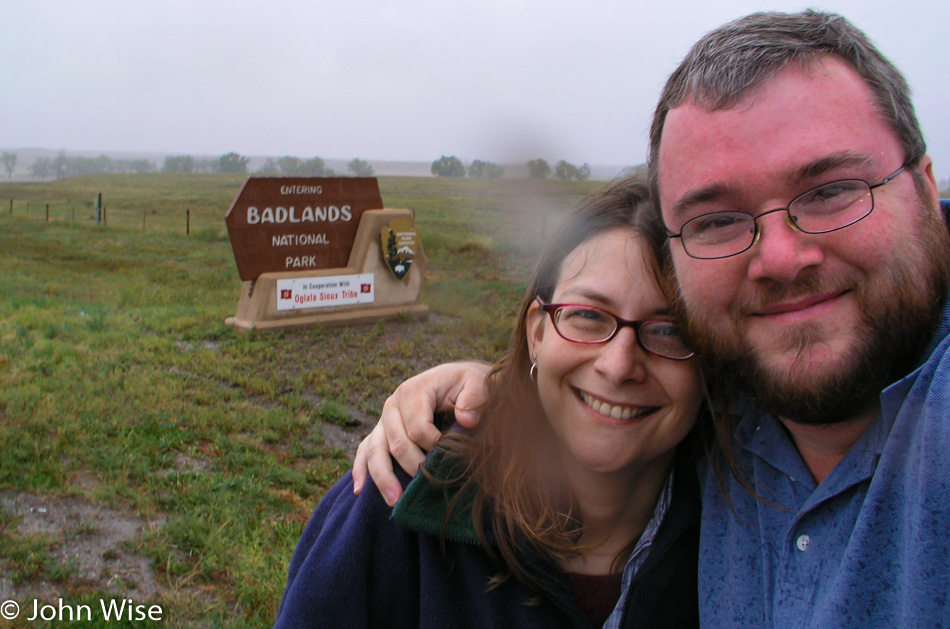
[536,297,694,360]
[667,165,907,259]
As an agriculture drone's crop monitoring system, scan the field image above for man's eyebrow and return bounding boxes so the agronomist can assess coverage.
[792,152,873,182]
[668,152,876,221]
[669,183,731,220]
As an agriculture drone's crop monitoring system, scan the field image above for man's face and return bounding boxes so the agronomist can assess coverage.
[656,56,947,424]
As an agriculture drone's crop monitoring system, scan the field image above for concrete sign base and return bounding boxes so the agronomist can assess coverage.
[225,209,428,331]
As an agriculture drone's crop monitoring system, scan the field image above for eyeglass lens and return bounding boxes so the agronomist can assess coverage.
[552,306,691,358]
[682,179,873,258]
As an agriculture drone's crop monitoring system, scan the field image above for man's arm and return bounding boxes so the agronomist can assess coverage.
[352,361,491,506]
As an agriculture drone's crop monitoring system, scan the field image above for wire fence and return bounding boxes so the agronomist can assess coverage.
[3,196,227,239]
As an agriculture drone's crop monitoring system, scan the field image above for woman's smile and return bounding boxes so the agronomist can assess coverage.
[577,389,659,421]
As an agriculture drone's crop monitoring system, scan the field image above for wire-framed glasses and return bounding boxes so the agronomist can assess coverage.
[536,297,694,360]
[668,165,906,259]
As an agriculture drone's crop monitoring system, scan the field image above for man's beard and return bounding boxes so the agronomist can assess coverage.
[675,198,950,426]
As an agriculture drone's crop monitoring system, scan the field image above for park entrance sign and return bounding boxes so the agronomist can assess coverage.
[225,177,382,281]
[224,177,428,330]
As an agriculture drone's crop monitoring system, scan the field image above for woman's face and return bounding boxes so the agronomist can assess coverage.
[527,228,704,478]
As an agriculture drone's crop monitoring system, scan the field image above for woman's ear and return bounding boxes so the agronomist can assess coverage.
[526,299,545,358]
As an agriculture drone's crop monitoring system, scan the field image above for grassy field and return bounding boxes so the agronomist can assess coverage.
[0,173,599,627]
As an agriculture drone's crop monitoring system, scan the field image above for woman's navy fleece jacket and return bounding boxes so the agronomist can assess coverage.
[273,451,699,628]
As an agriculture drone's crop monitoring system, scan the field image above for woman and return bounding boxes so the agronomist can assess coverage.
[274,176,706,628]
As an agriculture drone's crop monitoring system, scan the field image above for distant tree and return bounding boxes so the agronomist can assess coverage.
[52,152,68,178]
[554,160,579,181]
[30,157,52,179]
[553,160,592,181]
[92,155,113,174]
[66,156,86,176]
[1,152,16,179]
[302,156,333,176]
[348,158,374,177]
[467,160,486,178]
[467,159,504,178]
[431,155,465,177]
[256,155,334,177]
[114,158,155,174]
[64,155,112,176]
[162,155,195,174]
[619,163,647,177]
[576,163,591,181]
[256,158,280,175]
[527,158,551,179]
[277,156,303,175]
[218,152,249,174]
[193,158,218,174]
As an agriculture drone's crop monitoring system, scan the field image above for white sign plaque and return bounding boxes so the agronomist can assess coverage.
[276,273,375,311]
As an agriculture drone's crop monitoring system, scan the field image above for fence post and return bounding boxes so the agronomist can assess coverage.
[187,209,190,235]
[97,193,102,224]
[46,204,49,223]
[103,207,107,226]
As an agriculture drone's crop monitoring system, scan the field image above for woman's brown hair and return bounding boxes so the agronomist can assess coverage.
[430,174,683,590]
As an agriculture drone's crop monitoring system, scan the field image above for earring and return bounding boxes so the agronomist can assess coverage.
[529,355,538,382]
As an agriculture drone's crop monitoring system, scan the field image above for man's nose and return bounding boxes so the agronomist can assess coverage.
[746,210,824,282]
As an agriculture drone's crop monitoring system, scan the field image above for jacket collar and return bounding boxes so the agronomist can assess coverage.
[392,445,482,544]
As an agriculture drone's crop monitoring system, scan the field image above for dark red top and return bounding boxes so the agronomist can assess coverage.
[565,571,623,626]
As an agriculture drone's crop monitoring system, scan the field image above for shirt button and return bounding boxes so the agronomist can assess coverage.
[796,534,810,552]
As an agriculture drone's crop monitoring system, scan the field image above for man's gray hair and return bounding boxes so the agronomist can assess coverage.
[648,10,926,204]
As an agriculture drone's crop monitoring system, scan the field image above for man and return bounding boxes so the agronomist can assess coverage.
[353,10,950,627]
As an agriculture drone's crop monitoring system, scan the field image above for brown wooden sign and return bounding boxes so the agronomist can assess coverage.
[225,177,383,281]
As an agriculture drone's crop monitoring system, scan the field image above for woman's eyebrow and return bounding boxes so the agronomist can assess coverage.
[556,287,673,318]
[556,286,610,303]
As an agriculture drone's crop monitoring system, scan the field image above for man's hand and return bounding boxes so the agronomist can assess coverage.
[352,361,491,506]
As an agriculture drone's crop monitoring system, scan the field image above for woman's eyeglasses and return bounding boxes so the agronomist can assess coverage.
[536,297,694,360]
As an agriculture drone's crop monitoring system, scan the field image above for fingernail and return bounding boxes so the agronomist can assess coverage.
[384,490,397,507]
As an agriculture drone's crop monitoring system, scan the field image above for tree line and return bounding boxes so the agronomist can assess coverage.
[431,156,592,180]
[4,149,613,182]
[8,151,377,180]
[21,151,248,179]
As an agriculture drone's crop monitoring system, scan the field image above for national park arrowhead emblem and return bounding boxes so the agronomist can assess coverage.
[381,218,419,281]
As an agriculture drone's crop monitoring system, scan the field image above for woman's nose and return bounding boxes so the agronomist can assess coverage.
[593,326,648,385]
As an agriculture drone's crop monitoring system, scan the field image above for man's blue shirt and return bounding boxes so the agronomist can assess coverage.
[698,200,950,627]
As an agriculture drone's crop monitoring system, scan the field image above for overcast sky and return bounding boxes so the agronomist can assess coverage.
[2,0,947,177]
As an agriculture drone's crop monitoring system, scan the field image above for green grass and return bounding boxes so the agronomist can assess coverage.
[0,173,600,627]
